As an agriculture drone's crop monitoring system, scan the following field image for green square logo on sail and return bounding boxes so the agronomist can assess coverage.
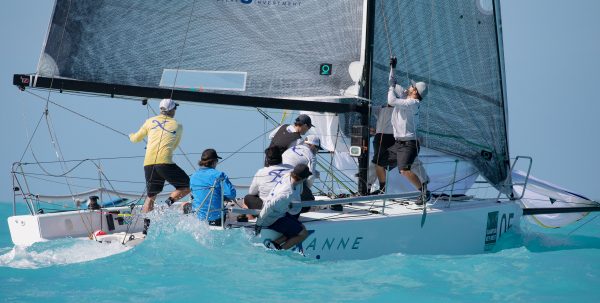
[320,64,332,76]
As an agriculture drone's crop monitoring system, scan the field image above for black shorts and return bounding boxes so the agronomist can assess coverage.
[269,213,304,238]
[388,140,419,171]
[244,194,264,209]
[371,133,395,166]
[144,164,190,196]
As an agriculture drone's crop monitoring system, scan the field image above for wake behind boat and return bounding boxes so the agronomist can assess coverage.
[7,0,600,260]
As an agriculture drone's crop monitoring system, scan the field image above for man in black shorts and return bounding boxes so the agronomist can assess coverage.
[130,98,190,214]
[371,104,395,194]
[387,57,431,204]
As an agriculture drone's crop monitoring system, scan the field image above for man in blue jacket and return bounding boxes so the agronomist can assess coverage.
[190,149,236,225]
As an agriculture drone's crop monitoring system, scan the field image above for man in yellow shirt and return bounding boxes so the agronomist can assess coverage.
[130,99,190,214]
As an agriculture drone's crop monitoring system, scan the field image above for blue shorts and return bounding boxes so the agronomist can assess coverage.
[269,213,303,238]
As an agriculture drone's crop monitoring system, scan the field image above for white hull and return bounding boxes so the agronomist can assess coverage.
[7,198,521,260]
[243,197,521,260]
[7,206,144,246]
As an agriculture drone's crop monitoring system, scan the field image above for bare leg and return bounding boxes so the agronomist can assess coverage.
[411,158,429,185]
[170,188,190,202]
[281,227,309,250]
[400,169,423,190]
[273,234,288,246]
[142,195,156,213]
[375,165,387,185]
[241,202,256,220]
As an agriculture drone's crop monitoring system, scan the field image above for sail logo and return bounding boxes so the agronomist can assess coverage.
[216,0,303,7]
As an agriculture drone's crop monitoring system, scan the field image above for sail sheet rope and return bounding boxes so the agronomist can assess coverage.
[17,90,145,233]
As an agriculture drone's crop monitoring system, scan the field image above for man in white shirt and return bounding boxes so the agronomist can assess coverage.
[243,147,293,218]
[257,164,311,250]
[387,57,431,205]
[282,135,321,203]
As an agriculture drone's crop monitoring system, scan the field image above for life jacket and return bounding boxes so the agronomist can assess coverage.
[266,124,301,166]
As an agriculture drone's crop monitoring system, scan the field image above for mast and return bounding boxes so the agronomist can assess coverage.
[357,0,376,195]
[493,0,513,196]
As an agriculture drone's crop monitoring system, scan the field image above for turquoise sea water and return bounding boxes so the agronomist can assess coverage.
[1,202,599,303]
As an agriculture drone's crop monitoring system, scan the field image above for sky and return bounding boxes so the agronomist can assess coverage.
[1,0,599,204]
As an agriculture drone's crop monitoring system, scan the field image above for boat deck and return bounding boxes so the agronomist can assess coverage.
[226,195,506,227]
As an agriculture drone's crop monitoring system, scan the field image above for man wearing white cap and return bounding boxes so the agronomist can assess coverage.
[387,57,431,205]
[282,135,322,205]
[130,99,190,220]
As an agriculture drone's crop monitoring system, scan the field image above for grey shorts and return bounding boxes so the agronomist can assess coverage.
[388,140,419,171]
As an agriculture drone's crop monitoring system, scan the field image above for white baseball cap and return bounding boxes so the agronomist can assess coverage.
[304,135,322,150]
[410,80,428,98]
[159,98,178,111]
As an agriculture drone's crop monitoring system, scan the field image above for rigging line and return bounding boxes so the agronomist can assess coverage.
[428,170,480,194]
[25,90,130,138]
[12,170,35,215]
[315,158,355,194]
[91,160,131,208]
[394,0,411,83]
[263,109,267,149]
[18,110,46,162]
[325,119,343,192]
[220,129,274,163]
[378,0,394,57]
[317,150,357,190]
[27,156,90,178]
[43,114,95,234]
[44,108,76,200]
[425,0,436,147]
[18,171,146,185]
[256,107,280,126]
[167,0,198,100]
[567,214,599,236]
[315,151,357,184]
[280,110,289,125]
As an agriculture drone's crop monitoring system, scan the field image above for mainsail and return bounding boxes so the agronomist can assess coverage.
[39,0,365,99]
[17,0,511,193]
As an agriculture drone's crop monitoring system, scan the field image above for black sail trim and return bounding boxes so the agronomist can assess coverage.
[13,74,369,115]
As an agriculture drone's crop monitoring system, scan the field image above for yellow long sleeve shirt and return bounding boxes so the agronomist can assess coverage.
[129,115,183,166]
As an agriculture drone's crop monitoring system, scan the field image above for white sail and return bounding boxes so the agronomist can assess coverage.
[513,170,598,228]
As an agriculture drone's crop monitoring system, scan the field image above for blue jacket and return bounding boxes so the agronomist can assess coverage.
[190,167,236,221]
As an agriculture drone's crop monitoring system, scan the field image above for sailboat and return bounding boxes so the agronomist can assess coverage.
[7,0,600,260]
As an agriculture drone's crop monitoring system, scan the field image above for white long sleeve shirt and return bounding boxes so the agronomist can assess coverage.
[282,144,320,185]
[257,174,303,227]
[248,164,293,201]
[374,106,394,134]
[387,84,420,140]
